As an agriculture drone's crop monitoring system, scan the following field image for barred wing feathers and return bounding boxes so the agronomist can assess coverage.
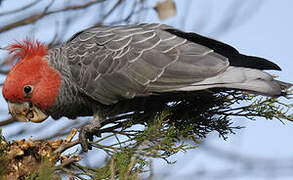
[64,24,289,105]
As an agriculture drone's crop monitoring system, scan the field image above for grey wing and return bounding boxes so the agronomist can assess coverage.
[64,24,229,105]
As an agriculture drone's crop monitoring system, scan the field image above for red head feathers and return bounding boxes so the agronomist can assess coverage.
[8,39,48,64]
[3,39,61,111]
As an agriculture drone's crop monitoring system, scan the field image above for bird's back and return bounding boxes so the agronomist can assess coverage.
[62,24,233,105]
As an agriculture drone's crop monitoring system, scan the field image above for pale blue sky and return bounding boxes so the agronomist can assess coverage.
[0,0,292,179]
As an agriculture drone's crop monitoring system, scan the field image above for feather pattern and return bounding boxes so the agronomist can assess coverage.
[62,24,230,105]
[51,23,290,106]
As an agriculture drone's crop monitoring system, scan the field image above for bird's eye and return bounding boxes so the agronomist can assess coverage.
[23,85,33,95]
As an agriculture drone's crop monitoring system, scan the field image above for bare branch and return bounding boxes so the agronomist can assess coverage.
[0,0,106,34]
[54,128,79,154]
[56,154,82,169]
[95,0,124,25]
[0,0,40,16]
[0,118,15,126]
[0,46,8,50]
[109,0,139,25]
[54,139,80,154]
[0,69,9,74]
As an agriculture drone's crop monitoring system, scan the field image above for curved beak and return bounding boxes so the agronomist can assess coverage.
[7,101,48,123]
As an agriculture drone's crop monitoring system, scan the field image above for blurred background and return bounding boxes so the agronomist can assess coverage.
[0,0,292,179]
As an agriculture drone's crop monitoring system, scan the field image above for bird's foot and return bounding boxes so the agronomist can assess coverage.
[79,122,101,152]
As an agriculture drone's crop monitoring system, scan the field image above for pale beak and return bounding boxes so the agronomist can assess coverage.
[7,101,48,123]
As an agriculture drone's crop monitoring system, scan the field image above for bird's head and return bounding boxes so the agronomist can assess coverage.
[2,39,61,122]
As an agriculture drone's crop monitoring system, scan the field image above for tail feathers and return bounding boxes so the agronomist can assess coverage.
[164,28,282,71]
[176,67,292,96]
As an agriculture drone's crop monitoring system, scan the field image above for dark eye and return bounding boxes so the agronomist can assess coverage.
[23,85,33,95]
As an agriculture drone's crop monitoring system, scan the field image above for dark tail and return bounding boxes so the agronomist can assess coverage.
[164,28,281,71]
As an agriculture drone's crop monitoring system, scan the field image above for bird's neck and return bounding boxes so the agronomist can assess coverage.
[45,48,95,119]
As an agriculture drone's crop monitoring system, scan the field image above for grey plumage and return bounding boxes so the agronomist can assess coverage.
[46,23,290,119]
[42,23,293,151]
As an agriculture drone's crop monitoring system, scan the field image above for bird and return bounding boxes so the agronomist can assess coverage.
[2,23,291,151]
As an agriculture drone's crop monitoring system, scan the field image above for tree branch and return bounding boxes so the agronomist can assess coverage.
[0,0,41,16]
[0,0,106,34]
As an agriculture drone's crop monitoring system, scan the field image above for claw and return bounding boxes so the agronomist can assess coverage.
[79,125,90,152]
[79,121,101,152]
[79,111,104,152]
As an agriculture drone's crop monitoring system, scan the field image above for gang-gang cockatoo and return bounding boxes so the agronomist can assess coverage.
[2,24,291,151]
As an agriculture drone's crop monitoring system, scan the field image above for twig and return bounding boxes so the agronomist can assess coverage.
[95,0,124,25]
[0,0,106,33]
[126,140,150,176]
[0,46,8,51]
[53,128,79,154]
[56,155,82,169]
[99,123,124,133]
[110,1,141,25]
[54,139,80,154]
[48,21,60,48]
[0,69,9,74]
[0,118,15,126]
[42,120,85,140]
[0,0,40,16]
[110,158,115,180]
